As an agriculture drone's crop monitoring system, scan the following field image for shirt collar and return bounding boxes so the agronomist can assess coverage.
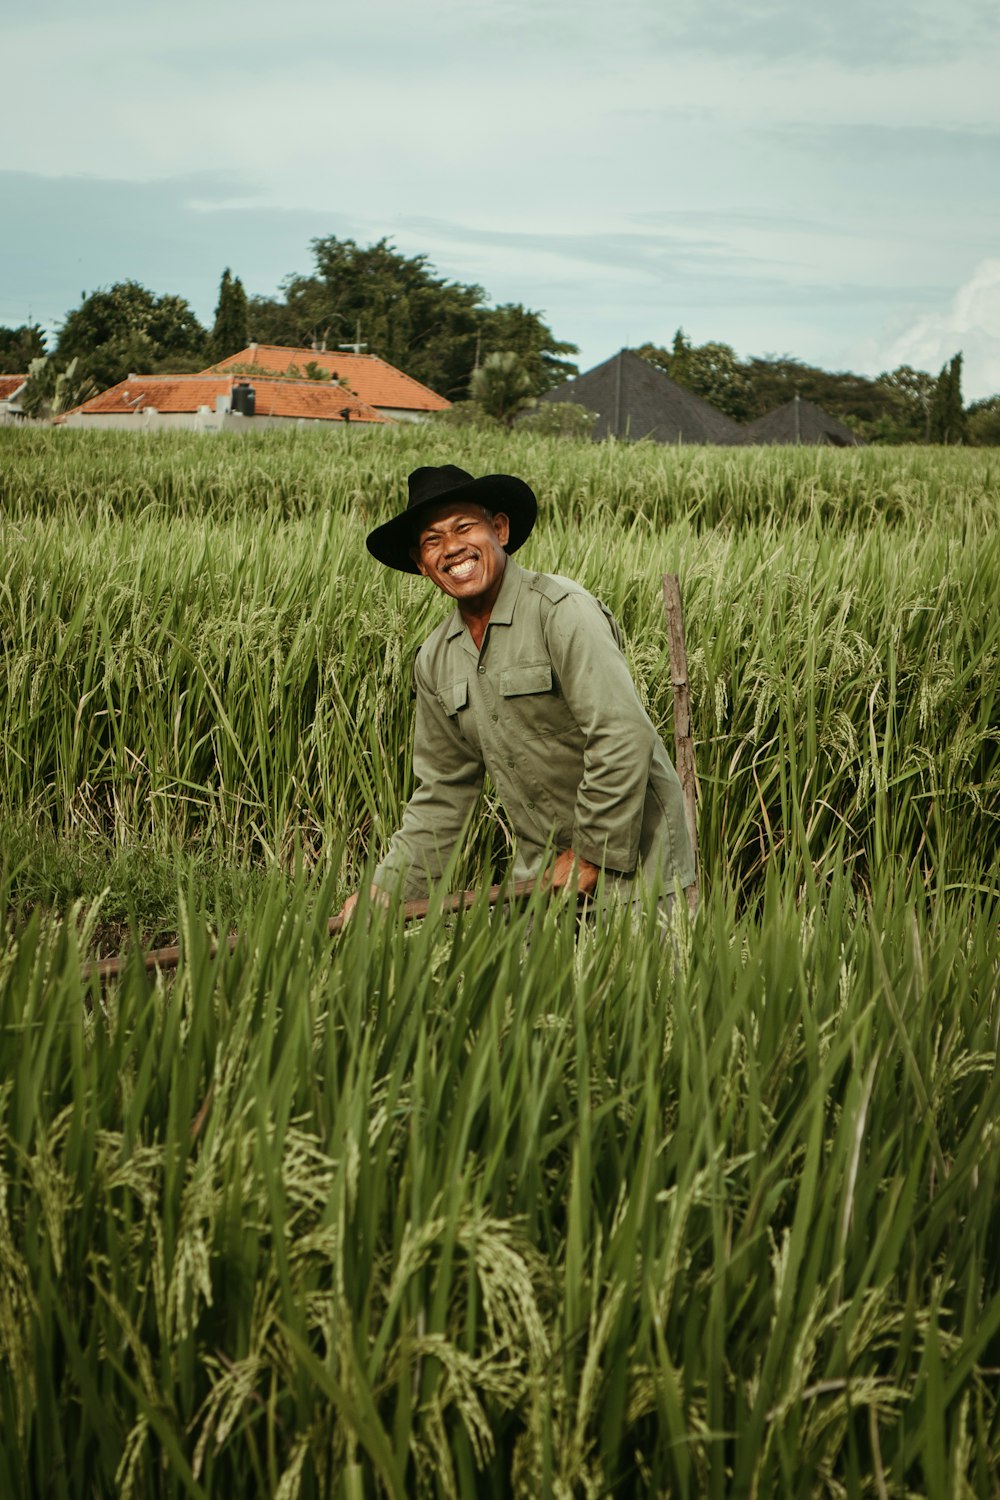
[443,556,526,640]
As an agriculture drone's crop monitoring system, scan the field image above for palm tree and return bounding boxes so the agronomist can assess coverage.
[469,351,536,427]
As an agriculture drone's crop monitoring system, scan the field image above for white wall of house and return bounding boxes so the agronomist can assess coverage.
[377,407,430,423]
[61,410,359,432]
[0,382,27,423]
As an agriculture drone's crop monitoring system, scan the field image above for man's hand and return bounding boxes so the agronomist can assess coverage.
[337,884,390,925]
[542,849,600,895]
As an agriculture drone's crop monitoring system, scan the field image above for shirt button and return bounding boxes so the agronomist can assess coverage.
[478,665,486,674]
[491,712,499,722]
[507,758,515,767]
[527,801,535,810]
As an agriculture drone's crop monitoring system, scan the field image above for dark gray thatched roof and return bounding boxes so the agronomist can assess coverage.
[742,396,863,447]
[539,349,743,444]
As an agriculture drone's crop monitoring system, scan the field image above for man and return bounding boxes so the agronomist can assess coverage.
[341,463,695,918]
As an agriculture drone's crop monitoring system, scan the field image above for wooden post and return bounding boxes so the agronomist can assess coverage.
[662,574,700,912]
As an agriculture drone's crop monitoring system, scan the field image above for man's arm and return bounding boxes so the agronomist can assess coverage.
[369,655,485,900]
[543,590,658,876]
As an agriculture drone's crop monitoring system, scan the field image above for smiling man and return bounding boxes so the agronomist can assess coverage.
[343,463,695,916]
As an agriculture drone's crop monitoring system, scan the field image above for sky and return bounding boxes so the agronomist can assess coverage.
[3,0,999,397]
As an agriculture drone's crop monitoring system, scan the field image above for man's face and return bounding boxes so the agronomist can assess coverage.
[411,501,511,609]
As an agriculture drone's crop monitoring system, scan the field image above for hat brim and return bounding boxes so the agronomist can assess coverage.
[366,473,537,574]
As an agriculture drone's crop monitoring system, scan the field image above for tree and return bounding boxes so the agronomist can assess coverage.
[635,331,756,421]
[20,355,95,419]
[874,366,936,442]
[742,354,902,438]
[967,396,1000,446]
[476,303,577,394]
[56,281,208,390]
[246,237,481,398]
[247,237,576,400]
[635,334,931,439]
[929,353,967,444]
[469,352,536,426]
[210,268,248,362]
[0,323,46,373]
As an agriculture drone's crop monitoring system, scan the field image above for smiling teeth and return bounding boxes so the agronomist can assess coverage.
[448,559,477,579]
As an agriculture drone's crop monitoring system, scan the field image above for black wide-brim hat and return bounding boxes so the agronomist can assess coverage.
[365,465,537,574]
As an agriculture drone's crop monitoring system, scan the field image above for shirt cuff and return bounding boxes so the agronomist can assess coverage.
[572,827,639,875]
[372,853,430,901]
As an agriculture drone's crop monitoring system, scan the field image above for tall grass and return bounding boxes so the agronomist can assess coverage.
[2,426,997,532]
[1,428,998,1494]
[2,434,997,898]
[0,862,998,1496]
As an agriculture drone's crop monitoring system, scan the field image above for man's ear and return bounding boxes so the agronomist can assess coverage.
[492,512,511,546]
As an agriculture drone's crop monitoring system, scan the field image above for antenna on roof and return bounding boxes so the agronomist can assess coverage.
[338,319,367,356]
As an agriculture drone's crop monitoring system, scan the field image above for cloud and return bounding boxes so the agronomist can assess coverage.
[398,213,942,303]
[872,260,1000,399]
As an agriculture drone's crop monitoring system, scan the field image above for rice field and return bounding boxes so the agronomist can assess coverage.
[1,427,998,1497]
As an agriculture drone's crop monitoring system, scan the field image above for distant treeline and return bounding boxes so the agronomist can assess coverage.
[2,237,996,443]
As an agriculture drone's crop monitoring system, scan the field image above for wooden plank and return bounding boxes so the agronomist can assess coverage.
[82,878,543,985]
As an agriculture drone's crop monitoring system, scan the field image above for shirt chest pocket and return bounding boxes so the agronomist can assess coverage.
[499,662,577,739]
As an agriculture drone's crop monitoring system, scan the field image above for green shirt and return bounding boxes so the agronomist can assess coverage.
[373,557,696,899]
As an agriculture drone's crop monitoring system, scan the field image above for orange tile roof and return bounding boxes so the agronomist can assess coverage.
[0,375,27,400]
[208,345,450,411]
[66,374,388,423]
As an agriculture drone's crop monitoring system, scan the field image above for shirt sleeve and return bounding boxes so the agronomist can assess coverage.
[542,591,657,873]
[372,652,485,899]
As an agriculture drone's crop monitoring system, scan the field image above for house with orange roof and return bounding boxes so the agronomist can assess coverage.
[0,374,28,423]
[207,344,450,423]
[61,373,388,431]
